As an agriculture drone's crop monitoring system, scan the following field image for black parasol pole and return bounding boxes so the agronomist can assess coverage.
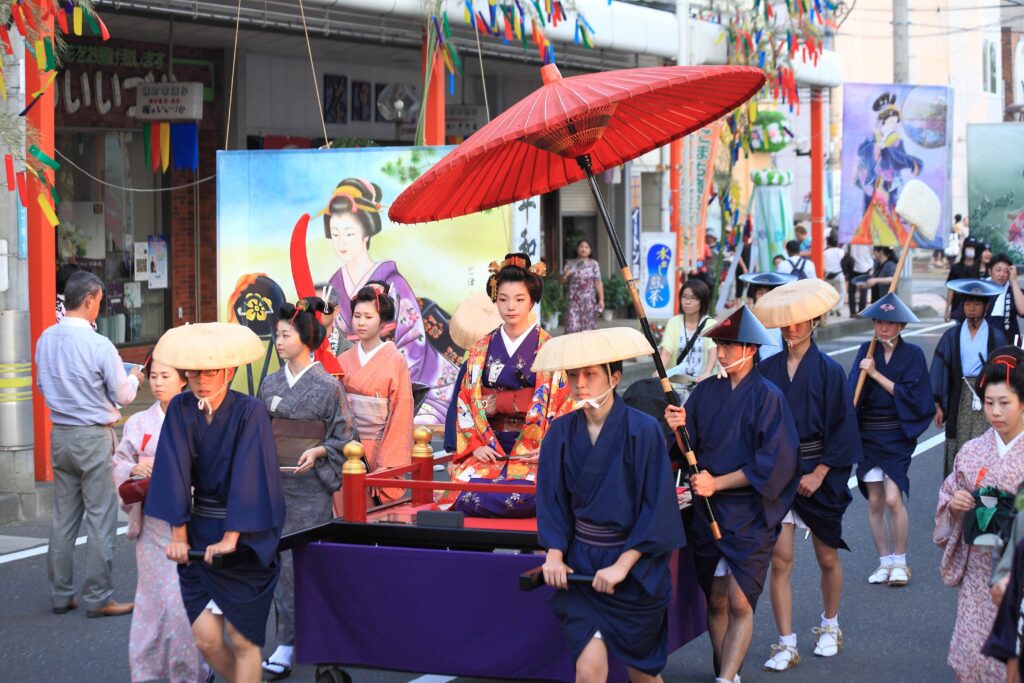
[577,153,721,541]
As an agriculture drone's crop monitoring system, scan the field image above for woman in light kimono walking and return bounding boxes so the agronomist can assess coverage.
[935,347,1024,682]
[339,282,415,504]
[260,297,355,680]
[112,359,207,683]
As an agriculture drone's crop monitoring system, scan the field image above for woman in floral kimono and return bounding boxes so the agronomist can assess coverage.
[322,178,457,421]
[443,253,575,511]
[935,348,1024,682]
[339,282,415,504]
[112,359,205,683]
[259,297,354,680]
[561,239,603,333]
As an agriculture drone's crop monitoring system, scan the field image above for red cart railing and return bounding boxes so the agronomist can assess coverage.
[340,426,536,523]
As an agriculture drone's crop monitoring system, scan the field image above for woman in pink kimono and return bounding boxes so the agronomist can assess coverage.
[935,348,1024,683]
[112,360,206,683]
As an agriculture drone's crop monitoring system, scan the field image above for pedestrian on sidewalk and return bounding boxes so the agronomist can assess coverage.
[849,294,933,587]
[845,243,874,317]
[36,270,145,618]
[561,239,604,333]
[658,279,717,404]
[824,233,846,317]
[111,358,207,683]
[754,280,862,671]
[935,348,1024,683]
[946,236,983,322]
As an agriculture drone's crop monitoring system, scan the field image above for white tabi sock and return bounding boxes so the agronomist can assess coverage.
[269,645,294,666]
[780,633,797,648]
[821,612,839,629]
[893,553,907,565]
[880,554,894,567]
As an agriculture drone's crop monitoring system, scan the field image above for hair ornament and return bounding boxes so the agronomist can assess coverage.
[980,354,1019,389]
[316,182,385,217]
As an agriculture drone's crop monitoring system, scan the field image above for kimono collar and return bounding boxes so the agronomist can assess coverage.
[284,360,319,388]
[996,429,1024,457]
[357,340,391,366]
[500,324,535,357]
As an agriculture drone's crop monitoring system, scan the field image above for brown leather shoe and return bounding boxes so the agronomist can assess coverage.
[86,600,134,618]
[52,596,77,615]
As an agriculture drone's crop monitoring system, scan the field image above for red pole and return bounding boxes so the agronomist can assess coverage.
[27,2,55,482]
[422,34,446,146]
[341,442,367,522]
[810,88,825,278]
[670,139,682,314]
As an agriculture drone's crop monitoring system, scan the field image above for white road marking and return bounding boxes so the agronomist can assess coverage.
[826,320,953,357]
[0,525,128,565]
[847,431,945,489]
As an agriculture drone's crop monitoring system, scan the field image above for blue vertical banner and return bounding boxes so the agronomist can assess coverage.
[639,232,676,319]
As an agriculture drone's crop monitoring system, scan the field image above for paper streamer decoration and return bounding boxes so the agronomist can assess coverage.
[28,144,59,170]
[143,123,151,169]
[170,123,199,172]
[4,155,13,192]
[149,123,160,172]
[15,171,27,208]
[73,6,82,35]
[159,122,170,172]
[36,194,58,227]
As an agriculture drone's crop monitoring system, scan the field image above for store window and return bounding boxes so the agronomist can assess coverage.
[55,130,168,346]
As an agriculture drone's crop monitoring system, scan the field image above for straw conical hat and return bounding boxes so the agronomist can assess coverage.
[152,323,264,370]
[532,327,653,372]
[450,292,503,350]
[752,279,840,328]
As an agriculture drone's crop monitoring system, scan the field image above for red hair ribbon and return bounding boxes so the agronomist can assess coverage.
[289,298,310,325]
[367,283,386,311]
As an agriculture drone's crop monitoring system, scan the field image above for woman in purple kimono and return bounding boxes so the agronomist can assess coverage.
[321,178,458,422]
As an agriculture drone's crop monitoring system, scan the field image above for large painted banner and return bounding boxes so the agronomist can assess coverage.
[678,122,722,273]
[967,124,1024,261]
[217,146,539,422]
[838,83,952,249]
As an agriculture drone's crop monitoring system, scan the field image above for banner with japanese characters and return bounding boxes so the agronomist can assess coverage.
[639,232,677,320]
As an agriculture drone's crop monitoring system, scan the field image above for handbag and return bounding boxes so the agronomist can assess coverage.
[452,460,536,518]
[118,476,150,505]
[962,486,1017,547]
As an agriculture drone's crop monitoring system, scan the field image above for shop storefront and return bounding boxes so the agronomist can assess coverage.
[54,37,223,360]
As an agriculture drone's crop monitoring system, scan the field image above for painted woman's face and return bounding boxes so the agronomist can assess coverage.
[329,213,368,264]
[881,113,899,137]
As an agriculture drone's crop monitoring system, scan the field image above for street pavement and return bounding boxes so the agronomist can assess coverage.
[0,267,969,682]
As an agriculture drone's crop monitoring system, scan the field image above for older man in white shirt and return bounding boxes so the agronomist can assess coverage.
[36,270,145,617]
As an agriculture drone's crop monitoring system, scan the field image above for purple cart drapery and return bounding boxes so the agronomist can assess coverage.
[293,542,707,681]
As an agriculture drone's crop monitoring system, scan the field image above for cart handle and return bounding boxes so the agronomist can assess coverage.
[518,565,596,591]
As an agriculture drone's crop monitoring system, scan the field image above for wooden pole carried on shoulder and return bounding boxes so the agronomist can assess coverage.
[852,180,941,406]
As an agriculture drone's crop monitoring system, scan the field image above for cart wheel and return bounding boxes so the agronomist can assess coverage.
[314,665,353,683]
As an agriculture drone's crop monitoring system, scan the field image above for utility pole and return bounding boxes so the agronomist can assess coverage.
[893,0,914,302]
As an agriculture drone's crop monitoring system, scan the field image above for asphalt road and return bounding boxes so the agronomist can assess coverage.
[0,314,961,683]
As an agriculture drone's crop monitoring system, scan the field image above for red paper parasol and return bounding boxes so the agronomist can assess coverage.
[389,64,765,222]
[391,64,766,540]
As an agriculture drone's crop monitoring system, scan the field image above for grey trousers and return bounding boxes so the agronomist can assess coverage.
[47,424,118,610]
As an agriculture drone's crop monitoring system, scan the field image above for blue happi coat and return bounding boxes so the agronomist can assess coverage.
[760,341,862,550]
[538,396,684,676]
[683,369,799,608]
[850,338,934,497]
[146,390,286,646]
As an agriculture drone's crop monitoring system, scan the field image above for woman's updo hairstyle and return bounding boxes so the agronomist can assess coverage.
[486,252,546,304]
[276,297,331,351]
[322,178,385,245]
[351,281,396,322]
[977,346,1024,402]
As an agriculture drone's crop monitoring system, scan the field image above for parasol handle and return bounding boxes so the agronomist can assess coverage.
[852,224,917,406]
[580,155,721,541]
